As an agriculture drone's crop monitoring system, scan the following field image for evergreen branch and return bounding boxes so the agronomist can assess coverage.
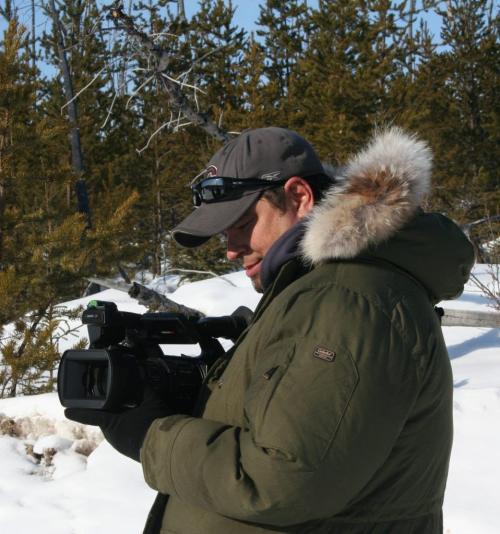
[150,31,179,41]
[177,43,230,81]
[16,307,48,362]
[5,304,50,397]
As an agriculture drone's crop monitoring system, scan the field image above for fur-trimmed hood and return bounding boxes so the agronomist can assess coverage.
[300,128,474,301]
[301,127,432,263]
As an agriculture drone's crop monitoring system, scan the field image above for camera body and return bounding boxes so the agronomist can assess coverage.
[57,300,240,413]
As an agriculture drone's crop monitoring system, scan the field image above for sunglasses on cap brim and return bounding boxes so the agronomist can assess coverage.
[191,176,285,207]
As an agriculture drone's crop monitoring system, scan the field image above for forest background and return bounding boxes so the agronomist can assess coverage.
[0,0,498,397]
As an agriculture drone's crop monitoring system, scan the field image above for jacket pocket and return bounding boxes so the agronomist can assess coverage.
[244,337,359,469]
[243,340,294,431]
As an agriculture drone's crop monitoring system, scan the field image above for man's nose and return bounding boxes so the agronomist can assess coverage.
[226,249,239,261]
[226,233,246,261]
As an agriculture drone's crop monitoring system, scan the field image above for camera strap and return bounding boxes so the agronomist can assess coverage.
[143,493,169,534]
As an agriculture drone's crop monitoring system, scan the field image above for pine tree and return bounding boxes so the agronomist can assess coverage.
[189,0,247,127]
[0,19,87,396]
[234,35,271,129]
[402,0,499,232]
[256,0,310,124]
[437,0,499,222]
[0,10,145,396]
[40,0,147,279]
[290,0,406,163]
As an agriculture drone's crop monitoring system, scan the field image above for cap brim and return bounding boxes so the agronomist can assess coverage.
[172,190,261,248]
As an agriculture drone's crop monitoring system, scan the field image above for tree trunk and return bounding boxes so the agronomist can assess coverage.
[177,0,186,22]
[0,111,10,265]
[31,0,36,74]
[47,0,91,226]
[7,307,47,397]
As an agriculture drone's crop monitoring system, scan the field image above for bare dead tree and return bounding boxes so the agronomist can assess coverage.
[105,1,230,143]
[407,0,417,77]
[43,2,234,307]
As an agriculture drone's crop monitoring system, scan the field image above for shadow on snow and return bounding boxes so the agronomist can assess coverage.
[448,329,500,360]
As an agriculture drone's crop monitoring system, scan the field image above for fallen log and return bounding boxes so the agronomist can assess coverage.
[85,277,204,318]
[86,278,499,328]
[439,307,500,328]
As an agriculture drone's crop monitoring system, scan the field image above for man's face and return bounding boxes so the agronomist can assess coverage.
[225,196,300,292]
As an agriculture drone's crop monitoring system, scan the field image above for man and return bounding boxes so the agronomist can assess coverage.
[67,127,475,533]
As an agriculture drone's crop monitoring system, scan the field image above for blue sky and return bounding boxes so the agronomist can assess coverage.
[184,1,279,32]
[184,1,324,34]
[0,0,448,76]
[183,0,444,39]
[2,1,444,44]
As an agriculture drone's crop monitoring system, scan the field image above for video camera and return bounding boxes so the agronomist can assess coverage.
[57,300,248,413]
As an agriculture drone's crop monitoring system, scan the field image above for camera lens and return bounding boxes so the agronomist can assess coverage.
[83,362,108,399]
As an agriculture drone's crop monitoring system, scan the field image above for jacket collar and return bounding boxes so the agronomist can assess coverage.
[253,257,310,324]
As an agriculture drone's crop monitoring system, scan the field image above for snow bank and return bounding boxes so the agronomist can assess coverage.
[0,266,499,534]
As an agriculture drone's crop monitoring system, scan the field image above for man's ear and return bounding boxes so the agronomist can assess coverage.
[284,177,315,219]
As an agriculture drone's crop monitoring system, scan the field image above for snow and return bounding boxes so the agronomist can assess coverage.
[0,267,499,533]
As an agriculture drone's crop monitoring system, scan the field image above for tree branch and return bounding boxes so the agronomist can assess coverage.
[461,215,500,235]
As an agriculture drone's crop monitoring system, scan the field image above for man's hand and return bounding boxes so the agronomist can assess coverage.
[65,397,173,462]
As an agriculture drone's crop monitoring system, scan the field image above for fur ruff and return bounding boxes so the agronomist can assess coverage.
[301,127,432,264]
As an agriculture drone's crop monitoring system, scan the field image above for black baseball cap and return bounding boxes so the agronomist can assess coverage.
[172,127,326,248]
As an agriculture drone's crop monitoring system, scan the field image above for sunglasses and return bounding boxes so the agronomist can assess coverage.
[191,176,284,207]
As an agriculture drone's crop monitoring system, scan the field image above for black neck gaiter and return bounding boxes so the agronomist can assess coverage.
[260,220,307,292]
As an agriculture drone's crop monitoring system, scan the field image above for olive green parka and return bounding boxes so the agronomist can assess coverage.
[140,128,475,533]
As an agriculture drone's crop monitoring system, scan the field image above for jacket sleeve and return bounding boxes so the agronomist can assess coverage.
[140,298,420,526]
